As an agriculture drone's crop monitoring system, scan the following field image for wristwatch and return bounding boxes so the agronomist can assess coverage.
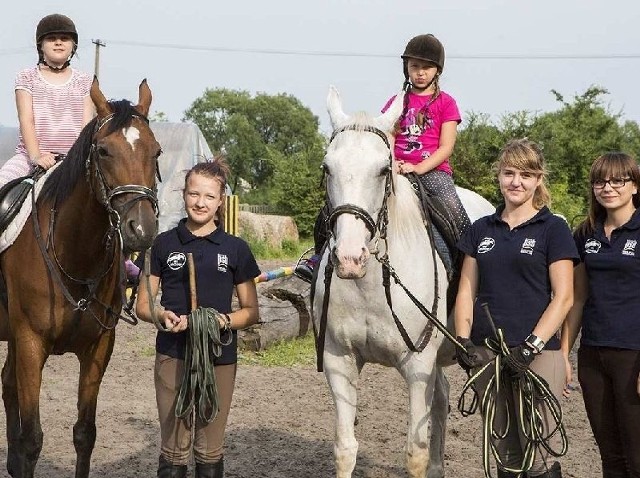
[525,334,546,354]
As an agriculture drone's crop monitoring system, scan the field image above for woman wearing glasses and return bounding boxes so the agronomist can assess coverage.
[562,152,640,477]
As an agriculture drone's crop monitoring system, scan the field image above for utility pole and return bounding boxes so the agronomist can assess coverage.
[92,39,106,79]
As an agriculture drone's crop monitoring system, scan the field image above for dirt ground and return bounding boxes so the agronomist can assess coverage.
[0,262,602,478]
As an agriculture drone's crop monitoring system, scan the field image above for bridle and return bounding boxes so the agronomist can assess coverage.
[31,111,160,330]
[325,125,393,249]
[88,113,160,249]
[314,123,462,372]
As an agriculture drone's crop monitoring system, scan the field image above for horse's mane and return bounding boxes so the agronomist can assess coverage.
[39,100,143,205]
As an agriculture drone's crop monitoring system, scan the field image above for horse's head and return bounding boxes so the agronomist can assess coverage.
[88,78,161,252]
[323,86,404,279]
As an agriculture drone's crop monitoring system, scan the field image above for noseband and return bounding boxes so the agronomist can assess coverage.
[325,125,394,245]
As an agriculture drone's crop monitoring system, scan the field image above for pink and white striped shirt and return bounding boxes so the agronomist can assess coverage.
[14,66,92,157]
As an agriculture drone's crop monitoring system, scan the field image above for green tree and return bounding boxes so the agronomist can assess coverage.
[455,86,640,219]
[183,89,323,193]
[270,142,326,237]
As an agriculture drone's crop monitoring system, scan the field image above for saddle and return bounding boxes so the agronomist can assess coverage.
[0,155,64,236]
[406,173,464,316]
[0,168,45,236]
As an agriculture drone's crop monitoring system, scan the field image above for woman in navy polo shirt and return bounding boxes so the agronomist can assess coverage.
[562,152,640,477]
[136,158,260,478]
[454,138,577,478]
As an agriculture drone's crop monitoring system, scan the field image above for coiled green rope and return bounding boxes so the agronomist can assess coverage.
[175,307,232,423]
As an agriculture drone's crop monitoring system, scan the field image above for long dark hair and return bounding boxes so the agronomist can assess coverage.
[576,152,640,236]
[183,155,230,226]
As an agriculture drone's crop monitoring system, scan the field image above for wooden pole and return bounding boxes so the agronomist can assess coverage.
[92,39,106,79]
[187,252,197,311]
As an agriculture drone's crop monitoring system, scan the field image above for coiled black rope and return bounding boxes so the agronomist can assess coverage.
[175,307,232,423]
[457,327,568,478]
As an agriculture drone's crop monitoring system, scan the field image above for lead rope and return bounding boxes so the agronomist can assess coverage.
[174,306,231,423]
[173,253,232,424]
[457,308,568,477]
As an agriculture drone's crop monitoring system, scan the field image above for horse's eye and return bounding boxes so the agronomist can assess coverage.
[97,146,109,157]
[379,165,391,176]
[321,163,330,176]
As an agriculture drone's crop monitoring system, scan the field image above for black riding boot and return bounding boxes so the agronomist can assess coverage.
[195,458,224,478]
[532,462,562,478]
[157,455,188,478]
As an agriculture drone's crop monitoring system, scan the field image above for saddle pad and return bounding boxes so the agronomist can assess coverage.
[0,163,61,254]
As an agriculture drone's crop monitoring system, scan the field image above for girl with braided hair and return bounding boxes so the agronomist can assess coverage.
[136,158,260,478]
[296,34,470,284]
[383,33,470,251]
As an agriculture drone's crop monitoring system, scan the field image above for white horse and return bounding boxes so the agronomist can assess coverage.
[312,86,494,478]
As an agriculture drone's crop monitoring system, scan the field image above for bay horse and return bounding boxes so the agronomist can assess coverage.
[0,79,161,478]
[313,86,494,478]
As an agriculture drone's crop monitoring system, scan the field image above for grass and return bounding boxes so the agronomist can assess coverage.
[239,332,316,367]
[244,237,314,261]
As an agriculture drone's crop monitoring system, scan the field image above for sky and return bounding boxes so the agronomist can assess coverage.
[1,0,639,136]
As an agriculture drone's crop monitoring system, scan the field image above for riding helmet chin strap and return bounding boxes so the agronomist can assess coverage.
[39,59,71,72]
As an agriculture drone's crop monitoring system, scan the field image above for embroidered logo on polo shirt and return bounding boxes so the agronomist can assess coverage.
[167,252,187,270]
[217,253,229,272]
[477,237,495,254]
[622,239,637,256]
[584,239,601,254]
[520,238,536,255]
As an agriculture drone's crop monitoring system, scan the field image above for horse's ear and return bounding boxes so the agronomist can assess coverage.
[327,85,349,129]
[90,76,112,118]
[135,79,152,117]
[375,90,404,133]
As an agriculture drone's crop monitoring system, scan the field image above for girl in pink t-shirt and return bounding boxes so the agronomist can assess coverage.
[295,34,471,284]
[0,13,94,188]
[388,33,470,249]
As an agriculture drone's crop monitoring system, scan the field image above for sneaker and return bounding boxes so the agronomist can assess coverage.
[294,254,320,283]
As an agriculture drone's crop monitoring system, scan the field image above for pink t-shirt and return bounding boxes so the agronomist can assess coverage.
[382,91,461,174]
[14,66,92,157]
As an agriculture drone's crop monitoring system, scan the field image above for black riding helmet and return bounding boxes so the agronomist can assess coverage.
[401,34,445,81]
[35,14,78,69]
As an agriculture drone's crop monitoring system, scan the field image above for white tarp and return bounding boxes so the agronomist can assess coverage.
[0,121,216,234]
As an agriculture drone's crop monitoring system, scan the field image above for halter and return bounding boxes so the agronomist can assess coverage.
[30,111,160,330]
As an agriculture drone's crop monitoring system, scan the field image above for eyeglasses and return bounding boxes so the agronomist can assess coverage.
[591,177,633,190]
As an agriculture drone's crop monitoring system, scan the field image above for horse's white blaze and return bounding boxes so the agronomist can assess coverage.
[316,87,494,478]
[123,126,140,150]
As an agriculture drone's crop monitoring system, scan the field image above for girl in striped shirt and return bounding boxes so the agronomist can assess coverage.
[0,13,93,188]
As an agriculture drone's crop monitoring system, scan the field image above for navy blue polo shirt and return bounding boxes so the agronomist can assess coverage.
[458,206,579,349]
[575,208,640,350]
[149,219,260,363]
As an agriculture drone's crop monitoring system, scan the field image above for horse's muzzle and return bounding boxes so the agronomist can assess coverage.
[332,247,370,280]
[120,201,158,252]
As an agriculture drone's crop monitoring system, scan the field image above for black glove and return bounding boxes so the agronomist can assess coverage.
[455,337,479,372]
[503,343,536,378]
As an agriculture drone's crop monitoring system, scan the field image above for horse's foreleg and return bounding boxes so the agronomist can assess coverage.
[13,334,48,478]
[74,331,115,478]
[324,352,361,478]
[401,357,437,478]
[2,342,20,477]
[426,366,448,478]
